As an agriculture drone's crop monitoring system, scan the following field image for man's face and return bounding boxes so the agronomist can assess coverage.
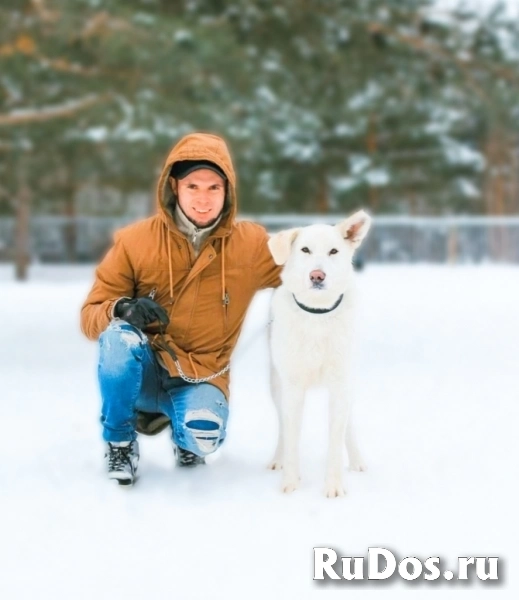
[170,169,226,228]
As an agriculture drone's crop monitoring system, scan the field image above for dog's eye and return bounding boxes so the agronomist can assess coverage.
[329,248,339,255]
[301,247,311,254]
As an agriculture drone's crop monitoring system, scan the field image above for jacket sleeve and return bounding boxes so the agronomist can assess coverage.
[252,225,282,290]
[80,232,135,340]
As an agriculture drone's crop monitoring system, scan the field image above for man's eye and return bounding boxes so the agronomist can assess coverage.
[329,248,338,255]
[301,247,310,253]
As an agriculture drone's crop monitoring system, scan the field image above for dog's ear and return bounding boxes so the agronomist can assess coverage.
[267,228,301,265]
[336,210,372,250]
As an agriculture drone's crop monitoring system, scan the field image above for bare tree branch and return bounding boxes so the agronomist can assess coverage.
[36,55,100,76]
[0,94,112,126]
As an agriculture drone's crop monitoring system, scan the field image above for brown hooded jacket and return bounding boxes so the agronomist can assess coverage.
[80,133,281,399]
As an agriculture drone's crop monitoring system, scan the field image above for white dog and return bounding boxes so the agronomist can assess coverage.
[267,210,371,498]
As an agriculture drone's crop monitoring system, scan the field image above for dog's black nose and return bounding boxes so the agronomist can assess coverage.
[310,270,326,283]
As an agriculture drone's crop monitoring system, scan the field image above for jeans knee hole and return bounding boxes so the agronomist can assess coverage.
[185,419,219,431]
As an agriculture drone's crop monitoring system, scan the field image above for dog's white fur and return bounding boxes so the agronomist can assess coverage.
[267,210,371,498]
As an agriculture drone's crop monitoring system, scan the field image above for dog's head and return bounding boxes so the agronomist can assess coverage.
[267,210,371,307]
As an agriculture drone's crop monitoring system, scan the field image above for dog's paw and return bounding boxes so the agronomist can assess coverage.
[268,461,283,471]
[281,477,300,494]
[324,480,347,498]
[348,460,367,472]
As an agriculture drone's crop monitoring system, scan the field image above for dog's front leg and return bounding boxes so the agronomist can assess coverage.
[325,388,350,498]
[280,383,305,493]
[346,415,366,472]
[268,365,284,471]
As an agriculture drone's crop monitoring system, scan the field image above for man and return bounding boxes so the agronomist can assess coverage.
[81,132,281,485]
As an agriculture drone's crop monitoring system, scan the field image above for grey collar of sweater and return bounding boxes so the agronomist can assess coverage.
[173,203,222,257]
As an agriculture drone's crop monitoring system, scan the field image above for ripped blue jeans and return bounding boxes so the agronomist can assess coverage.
[98,320,229,457]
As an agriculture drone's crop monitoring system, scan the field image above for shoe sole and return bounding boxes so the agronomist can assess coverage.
[116,478,135,486]
[176,460,206,468]
[109,472,137,486]
[110,476,136,486]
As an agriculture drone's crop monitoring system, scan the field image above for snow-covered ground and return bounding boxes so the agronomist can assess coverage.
[0,264,517,599]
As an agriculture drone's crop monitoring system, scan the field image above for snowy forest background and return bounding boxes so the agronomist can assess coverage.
[1,0,519,272]
[2,0,519,215]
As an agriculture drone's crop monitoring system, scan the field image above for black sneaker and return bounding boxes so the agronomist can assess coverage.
[173,444,206,467]
[105,441,139,485]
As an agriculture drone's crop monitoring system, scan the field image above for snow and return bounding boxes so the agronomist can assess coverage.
[174,29,193,43]
[424,107,466,136]
[334,123,357,137]
[365,168,390,187]
[329,160,389,191]
[349,153,371,175]
[133,12,156,26]
[441,137,486,170]
[255,85,278,105]
[273,120,322,161]
[455,176,480,198]
[348,82,382,111]
[261,58,282,72]
[82,126,108,142]
[435,0,519,19]
[329,175,357,192]
[0,264,517,599]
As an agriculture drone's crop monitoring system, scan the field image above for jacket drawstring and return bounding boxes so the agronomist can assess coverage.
[166,228,174,305]
[157,226,228,382]
[221,237,228,329]
[220,237,225,304]
[188,352,199,379]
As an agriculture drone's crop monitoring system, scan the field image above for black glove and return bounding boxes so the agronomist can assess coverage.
[114,297,170,330]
